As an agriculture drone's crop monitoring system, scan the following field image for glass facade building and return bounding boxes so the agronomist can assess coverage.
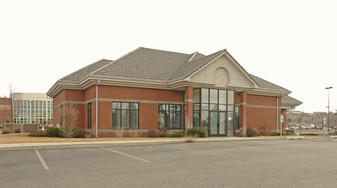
[12,93,53,124]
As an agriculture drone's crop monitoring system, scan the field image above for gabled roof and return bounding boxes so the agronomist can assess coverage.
[47,47,297,100]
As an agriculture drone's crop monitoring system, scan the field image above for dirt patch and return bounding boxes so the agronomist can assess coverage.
[0,133,188,144]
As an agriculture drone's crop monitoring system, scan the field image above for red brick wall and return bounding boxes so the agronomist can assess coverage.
[98,85,184,102]
[53,91,65,127]
[53,90,85,128]
[245,95,282,135]
[53,86,286,137]
[139,103,158,129]
[54,86,185,133]
[0,98,12,124]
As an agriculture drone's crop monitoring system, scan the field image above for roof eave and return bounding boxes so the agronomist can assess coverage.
[47,81,82,98]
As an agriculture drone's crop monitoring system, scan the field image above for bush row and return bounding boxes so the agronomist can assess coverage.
[2,127,22,134]
[29,126,81,138]
[148,127,206,138]
[270,132,294,136]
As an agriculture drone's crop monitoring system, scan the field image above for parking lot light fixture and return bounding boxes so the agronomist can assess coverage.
[325,87,333,135]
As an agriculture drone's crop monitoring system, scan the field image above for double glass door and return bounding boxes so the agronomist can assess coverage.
[210,111,226,136]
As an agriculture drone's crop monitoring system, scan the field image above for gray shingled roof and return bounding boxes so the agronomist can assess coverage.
[93,47,190,81]
[282,95,302,105]
[59,59,112,83]
[249,74,290,92]
[55,47,291,94]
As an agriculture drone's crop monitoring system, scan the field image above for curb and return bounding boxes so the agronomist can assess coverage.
[0,140,186,150]
[283,136,304,140]
[0,136,304,149]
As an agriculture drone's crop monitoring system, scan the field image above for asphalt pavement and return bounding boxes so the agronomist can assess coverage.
[0,138,337,188]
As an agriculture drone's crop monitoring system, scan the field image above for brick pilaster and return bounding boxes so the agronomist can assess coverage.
[240,91,247,136]
[185,86,193,129]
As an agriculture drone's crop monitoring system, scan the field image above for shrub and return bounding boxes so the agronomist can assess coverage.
[246,127,258,137]
[29,131,46,137]
[61,126,79,138]
[128,130,141,138]
[5,119,11,123]
[283,132,293,136]
[45,127,62,137]
[300,133,319,136]
[79,130,92,138]
[271,132,293,136]
[286,130,295,135]
[170,130,185,137]
[186,127,206,138]
[14,127,21,133]
[159,127,169,137]
[115,128,124,138]
[2,127,10,134]
[148,129,159,137]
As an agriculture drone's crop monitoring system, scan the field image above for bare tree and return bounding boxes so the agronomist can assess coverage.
[9,86,22,124]
[61,104,79,126]
[59,104,80,138]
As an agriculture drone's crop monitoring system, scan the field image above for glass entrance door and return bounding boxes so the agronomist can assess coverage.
[219,112,226,135]
[210,111,226,136]
[210,112,218,135]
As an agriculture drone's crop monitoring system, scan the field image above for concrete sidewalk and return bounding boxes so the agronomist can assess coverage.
[0,136,299,149]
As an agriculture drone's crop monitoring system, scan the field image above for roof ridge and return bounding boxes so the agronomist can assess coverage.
[187,52,198,62]
[139,46,191,56]
[58,59,112,83]
[168,49,226,81]
[92,47,143,76]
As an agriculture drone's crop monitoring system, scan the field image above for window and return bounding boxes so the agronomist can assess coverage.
[60,105,63,126]
[88,103,92,129]
[193,88,200,127]
[193,88,238,135]
[112,102,138,129]
[158,104,181,129]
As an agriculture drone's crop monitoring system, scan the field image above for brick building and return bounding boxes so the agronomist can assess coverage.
[0,97,12,124]
[47,47,301,137]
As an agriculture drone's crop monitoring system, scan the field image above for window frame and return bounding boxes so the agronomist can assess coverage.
[112,102,139,130]
[158,104,182,130]
[192,88,238,135]
[88,103,92,129]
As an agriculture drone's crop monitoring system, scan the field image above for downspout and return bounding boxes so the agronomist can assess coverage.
[96,77,100,138]
[276,97,279,133]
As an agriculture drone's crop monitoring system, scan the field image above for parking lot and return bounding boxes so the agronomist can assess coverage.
[1,138,337,188]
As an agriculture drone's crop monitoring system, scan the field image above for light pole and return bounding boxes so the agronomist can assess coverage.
[325,86,333,135]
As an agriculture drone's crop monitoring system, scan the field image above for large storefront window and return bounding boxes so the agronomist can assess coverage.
[112,102,138,129]
[158,104,181,129]
[193,88,238,136]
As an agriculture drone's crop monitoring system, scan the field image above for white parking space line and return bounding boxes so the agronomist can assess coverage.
[101,147,151,164]
[163,145,226,158]
[34,149,49,170]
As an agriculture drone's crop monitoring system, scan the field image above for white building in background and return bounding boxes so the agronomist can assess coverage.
[11,93,53,125]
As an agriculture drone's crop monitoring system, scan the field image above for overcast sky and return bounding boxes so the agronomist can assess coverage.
[1,0,336,113]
